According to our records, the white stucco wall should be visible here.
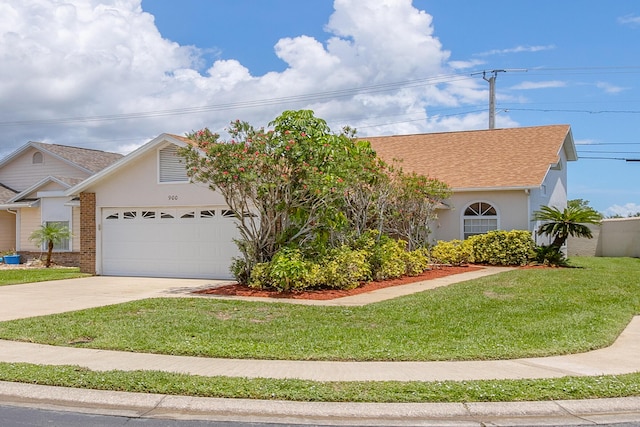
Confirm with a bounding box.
[433,190,530,242]
[568,218,640,258]
[86,143,226,208]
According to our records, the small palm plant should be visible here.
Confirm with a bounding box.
[28,223,72,268]
[532,204,601,265]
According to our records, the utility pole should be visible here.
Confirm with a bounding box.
[483,70,503,129]
[472,69,527,129]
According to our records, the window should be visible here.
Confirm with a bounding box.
[200,209,216,218]
[45,221,70,251]
[159,144,189,183]
[32,152,43,164]
[463,202,498,239]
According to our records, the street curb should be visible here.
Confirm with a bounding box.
[2,381,640,425]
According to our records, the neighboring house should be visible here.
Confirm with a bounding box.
[0,142,123,264]
[366,124,577,243]
[66,125,576,280]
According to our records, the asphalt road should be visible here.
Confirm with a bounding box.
[3,405,640,427]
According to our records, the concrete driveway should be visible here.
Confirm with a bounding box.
[0,276,229,321]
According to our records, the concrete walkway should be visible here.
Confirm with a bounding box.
[1,268,640,424]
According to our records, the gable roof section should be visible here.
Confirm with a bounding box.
[0,141,123,174]
[30,142,124,173]
[366,125,576,191]
[8,176,83,203]
[67,134,188,195]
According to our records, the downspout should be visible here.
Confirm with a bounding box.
[525,189,535,245]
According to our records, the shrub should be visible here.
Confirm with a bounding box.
[403,247,430,276]
[467,230,535,266]
[230,258,250,285]
[321,246,371,289]
[369,236,409,281]
[250,248,322,292]
[430,240,472,265]
[534,245,568,267]
[248,262,271,289]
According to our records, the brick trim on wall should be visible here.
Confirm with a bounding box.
[17,251,80,267]
[79,192,96,274]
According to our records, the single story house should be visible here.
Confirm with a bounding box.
[0,142,123,264]
[62,124,576,279]
[367,124,576,243]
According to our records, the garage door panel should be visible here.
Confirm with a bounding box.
[101,207,241,279]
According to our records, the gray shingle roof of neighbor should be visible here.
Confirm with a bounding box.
[30,142,124,173]
[0,184,17,204]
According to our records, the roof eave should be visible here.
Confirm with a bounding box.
[452,185,537,192]
[0,200,40,209]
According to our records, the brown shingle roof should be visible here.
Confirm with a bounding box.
[366,125,574,190]
[31,142,124,173]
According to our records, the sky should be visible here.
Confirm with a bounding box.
[1,0,639,216]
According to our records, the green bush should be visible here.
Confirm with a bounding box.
[403,247,430,276]
[370,236,408,281]
[250,248,322,292]
[534,245,568,267]
[430,240,472,265]
[248,262,271,289]
[321,246,371,289]
[467,230,535,266]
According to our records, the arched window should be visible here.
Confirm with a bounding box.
[32,152,43,164]
[463,201,498,239]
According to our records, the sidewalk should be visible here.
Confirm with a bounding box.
[0,268,639,424]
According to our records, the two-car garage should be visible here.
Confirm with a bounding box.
[100,206,240,279]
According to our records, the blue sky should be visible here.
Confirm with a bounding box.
[1,1,639,215]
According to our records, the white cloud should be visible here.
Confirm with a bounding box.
[618,14,640,26]
[596,81,627,94]
[0,0,500,157]
[448,59,486,70]
[604,203,640,217]
[510,80,566,90]
[476,45,556,57]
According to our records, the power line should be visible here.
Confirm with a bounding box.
[0,73,476,128]
[505,108,640,114]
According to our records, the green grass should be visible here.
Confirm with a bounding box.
[0,257,638,361]
[0,267,89,286]
[1,362,640,403]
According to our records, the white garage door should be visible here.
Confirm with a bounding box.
[101,207,241,279]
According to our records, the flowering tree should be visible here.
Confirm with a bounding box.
[382,169,451,250]
[179,110,381,277]
[180,110,451,282]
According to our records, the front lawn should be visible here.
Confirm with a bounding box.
[0,267,89,286]
[0,257,638,361]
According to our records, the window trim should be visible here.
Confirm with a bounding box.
[32,152,43,164]
[461,201,500,239]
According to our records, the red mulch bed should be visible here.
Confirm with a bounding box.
[193,265,482,300]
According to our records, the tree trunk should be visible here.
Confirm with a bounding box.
[46,240,54,268]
